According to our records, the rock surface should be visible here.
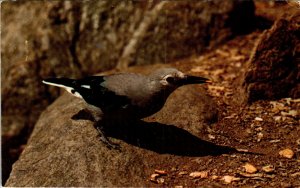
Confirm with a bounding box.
[4,66,234,186]
[1,1,255,181]
[242,13,300,102]
[1,0,254,184]
[1,0,255,140]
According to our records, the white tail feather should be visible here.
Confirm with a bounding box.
[42,80,82,98]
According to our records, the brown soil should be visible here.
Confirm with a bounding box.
[148,36,300,188]
[145,4,300,187]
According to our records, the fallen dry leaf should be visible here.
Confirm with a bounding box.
[254,117,263,121]
[207,85,225,97]
[174,186,183,188]
[243,163,258,174]
[238,172,263,178]
[178,171,188,176]
[270,101,287,113]
[211,69,225,77]
[208,85,225,91]
[290,98,300,103]
[222,175,240,183]
[222,73,237,80]
[262,165,275,173]
[155,169,167,175]
[190,66,208,74]
[208,134,216,140]
[157,177,164,184]
[290,172,300,177]
[273,116,281,121]
[281,110,298,117]
[236,148,249,152]
[150,173,160,183]
[279,148,294,159]
[256,127,263,131]
[234,62,242,68]
[238,172,275,180]
[269,139,281,143]
[216,49,230,57]
[230,55,245,61]
[189,171,209,179]
[224,113,237,119]
[257,132,264,142]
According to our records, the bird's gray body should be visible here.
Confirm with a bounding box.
[43,68,210,148]
[102,73,174,119]
[43,68,209,121]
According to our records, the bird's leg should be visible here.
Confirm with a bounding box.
[94,121,120,150]
[71,106,120,149]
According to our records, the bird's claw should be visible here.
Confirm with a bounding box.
[95,126,120,150]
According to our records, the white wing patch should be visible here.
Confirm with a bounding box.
[81,85,91,89]
[42,80,83,99]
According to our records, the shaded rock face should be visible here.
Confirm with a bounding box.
[1,0,254,183]
[242,13,300,102]
[1,0,255,136]
[5,75,227,187]
[1,1,82,139]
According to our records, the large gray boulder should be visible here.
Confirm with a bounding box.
[5,67,235,186]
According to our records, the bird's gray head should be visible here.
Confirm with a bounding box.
[149,68,210,89]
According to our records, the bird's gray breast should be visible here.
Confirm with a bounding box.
[102,74,171,119]
[134,90,171,118]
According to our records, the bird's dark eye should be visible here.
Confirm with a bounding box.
[166,76,175,84]
[71,89,75,94]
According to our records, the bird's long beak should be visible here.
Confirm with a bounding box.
[180,75,211,85]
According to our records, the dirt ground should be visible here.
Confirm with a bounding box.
[145,4,300,187]
[146,34,299,187]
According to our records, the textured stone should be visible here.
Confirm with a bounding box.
[4,65,237,187]
[242,13,300,102]
[1,0,255,183]
[1,0,255,138]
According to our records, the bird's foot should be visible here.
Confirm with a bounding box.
[95,126,120,150]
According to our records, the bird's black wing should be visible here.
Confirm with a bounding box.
[74,76,131,112]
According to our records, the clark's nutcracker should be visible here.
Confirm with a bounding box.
[43,68,211,148]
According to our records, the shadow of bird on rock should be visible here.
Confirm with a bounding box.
[72,109,255,157]
[103,120,239,157]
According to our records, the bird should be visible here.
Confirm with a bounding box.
[43,68,211,148]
